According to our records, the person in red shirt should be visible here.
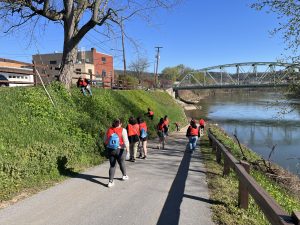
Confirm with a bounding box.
[104,119,129,188]
[126,116,140,162]
[137,117,148,159]
[199,118,205,136]
[77,76,92,96]
[186,119,200,152]
[157,118,168,149]
[163,115,169,136]
[145,108,154,120]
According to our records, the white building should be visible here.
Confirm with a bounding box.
[0,58,34,87]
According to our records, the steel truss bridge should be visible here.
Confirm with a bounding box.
[173,62,300,91]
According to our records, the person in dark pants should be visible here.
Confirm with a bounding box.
[104,119,130,188]
[145,108,154,120]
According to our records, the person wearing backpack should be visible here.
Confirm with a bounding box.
[137,117,148,159]
[157,118,167,150]
[126,116,140,162]
[186,119,200,152]
[104,119,129,188]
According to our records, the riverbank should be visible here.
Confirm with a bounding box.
[0,83,187,206]
[200,124,300,225]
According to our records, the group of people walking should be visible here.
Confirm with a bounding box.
[104,109,205,188]
[103,115,149,188]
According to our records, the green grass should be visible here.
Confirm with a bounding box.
[201,125,300,225]
[0,83,187,202]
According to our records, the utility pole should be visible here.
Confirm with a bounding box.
[154,46,163,88]
[121,17,126,77]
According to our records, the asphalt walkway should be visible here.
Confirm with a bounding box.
[0,128,214,225]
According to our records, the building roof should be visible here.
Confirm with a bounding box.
[0,58,32,66]
[0,67,34,75]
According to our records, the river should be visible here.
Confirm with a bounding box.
[186,90,300,177]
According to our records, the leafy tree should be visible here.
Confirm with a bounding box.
[0,0,179,89]
[118,74,139,89]
[251,0,300,59]
[161,64,194,81]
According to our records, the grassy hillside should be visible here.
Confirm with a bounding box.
[202,125,300,225]
[0,82,186,202]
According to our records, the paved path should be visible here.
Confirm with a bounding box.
[0,128,214,225]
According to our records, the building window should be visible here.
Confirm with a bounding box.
[9,76,12,78]
[76,68,81,74]
[88,69,92,75]
[55,67,60,71]
[101,57,106,63]
[50,60,57,65]
[102,70,106,77]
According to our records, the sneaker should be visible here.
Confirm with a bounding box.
[122,175,129,180]
[130,158,136,162]
[142,156,147,159]
[107,181,114,188]
[138,154,142,158]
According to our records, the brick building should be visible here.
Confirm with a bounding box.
[32,48,114,87]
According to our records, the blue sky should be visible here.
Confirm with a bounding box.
[0,0,290,72]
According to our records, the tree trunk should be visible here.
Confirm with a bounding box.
[59,10,78,90]
[59,43,77,90]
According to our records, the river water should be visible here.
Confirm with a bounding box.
[187,91,300,177]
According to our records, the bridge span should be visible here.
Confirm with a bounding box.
[173,62,300,91]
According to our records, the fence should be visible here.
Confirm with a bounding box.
[207,129,300,225]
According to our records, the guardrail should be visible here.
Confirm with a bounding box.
[207,129,300,225]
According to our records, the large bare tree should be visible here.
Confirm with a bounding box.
[129,57,149,78]
[0,0,179,89]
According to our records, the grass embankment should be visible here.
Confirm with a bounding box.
[201,125,300,225]
[0,83,186,203]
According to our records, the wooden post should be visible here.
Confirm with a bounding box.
[216,146,221,164]
[32,61,37,86]
[292,211,300,225]
[238,160,250,209]
[208,137,212,146]
[223,155,230,176]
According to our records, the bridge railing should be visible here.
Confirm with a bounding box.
[207,129,299,225]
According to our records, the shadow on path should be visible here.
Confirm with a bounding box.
[189,169,220,176]
[183,194,224,205]
[156,149,192,225]
[57,156,110,187]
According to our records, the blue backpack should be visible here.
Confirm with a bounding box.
[140,128,148,138]
[107,133,120,150]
